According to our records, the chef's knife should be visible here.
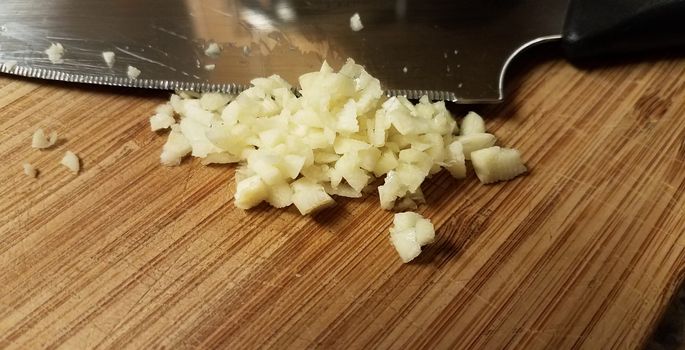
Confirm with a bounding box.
[0,0,683,103]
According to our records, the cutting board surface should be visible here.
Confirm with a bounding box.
[2,52,685,349]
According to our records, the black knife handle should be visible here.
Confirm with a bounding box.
[562,0,685,60]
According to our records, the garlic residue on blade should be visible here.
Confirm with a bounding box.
[102,51,116,68]
[127,66,141,79]
[204,43,222,58]
[45,43,65,64]
[350,13,364,31]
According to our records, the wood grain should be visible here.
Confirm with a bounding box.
[2,53,685,349]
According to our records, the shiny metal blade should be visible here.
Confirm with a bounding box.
[0,0,569,103]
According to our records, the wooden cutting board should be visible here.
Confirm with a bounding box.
[2,51,685,349]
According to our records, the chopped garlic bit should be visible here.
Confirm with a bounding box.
[155,102,174,116]
[201,152,241,165]
[22,163,37,178]
[102,51,116,68]
[150,58,528,214]
[389,212,435,263]
[45,43,65,64]
[350,13,364,31]
[204,42,222,57]
[32,128,58,149]
[204,64,216,71]
[460,111,486,135]
[235,174,269,210]
[61,151,80,174]
[457,133,496,160]
[150,103,176,131]
[291,178,335,215]
[150,113,175,132]
[199,93,231,111]
[127,65,141,79]
[471,146,527,184]
[442,141,466,179]
[160,124,191,166]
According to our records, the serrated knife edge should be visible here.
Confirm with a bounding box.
[0,63,250,95]
[0,62,461,101]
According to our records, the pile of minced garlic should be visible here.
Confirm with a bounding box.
[150,59,526,262]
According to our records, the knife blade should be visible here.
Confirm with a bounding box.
[0,0,569,103]
[0,0,682,104]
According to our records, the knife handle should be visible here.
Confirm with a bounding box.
[562,0,685,60]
